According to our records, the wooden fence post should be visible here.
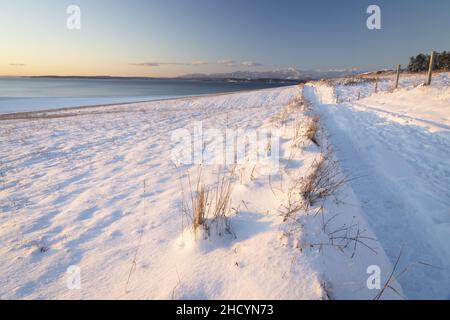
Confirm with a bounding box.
[395,64,401,89]
[375,76,379,93]
[426,50,435,86]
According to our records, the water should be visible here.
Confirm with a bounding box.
[0,77,293,114]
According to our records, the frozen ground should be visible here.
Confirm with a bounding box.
[1,73,448,300]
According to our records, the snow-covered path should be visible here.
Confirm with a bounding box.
[304,76,450,299]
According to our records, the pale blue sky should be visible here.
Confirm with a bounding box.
[1,0,449,76]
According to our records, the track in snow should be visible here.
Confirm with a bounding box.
[304,84,450,300]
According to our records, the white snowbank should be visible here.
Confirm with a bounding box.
[0,85,401,300]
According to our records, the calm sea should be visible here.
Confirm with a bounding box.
[0,77,293,114]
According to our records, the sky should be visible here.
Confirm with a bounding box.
[1,0,449,77]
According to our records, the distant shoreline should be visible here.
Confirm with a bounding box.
[0,75,302,84]
[0,77,298,115]
[0,84,299,121]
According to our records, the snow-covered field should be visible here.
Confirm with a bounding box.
[0,73,449,300]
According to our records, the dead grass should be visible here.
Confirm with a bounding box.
[373,246,405,300]
[269,107,290,128]
[181,165,237,239]
[300,147,346,209]
[270,95,303,127]
[310,215,378,258]
[304,116,320,146]
[373,246,440,300]
[193,186,209,235]
[279,90,380,260]
[289,92,321,148]
[293,115,320,147]
[280,146,346,224]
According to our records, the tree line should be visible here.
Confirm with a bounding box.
[407,51,450,72]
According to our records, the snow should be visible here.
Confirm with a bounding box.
[0,86,325,299]
[3,72,447,300]
[306,72,450,300]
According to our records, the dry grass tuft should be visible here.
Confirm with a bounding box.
[281,146,346,221]
[291,93,320,147]
[304,115,320,146]
[181,166,237,239]
[300,148,346,209]
[270,94,303,127]
[292,115,320,147]
[193,186,209,235]
[270,107,290,128]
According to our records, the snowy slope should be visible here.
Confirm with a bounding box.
[305,72,450,299]
[0,85,401,300]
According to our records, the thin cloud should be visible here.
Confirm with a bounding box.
[217,59,238,66]
[130,62,185,67]
[191,61,208,66]
[217,59,263,67]
[131,61,208,67]
[241,61,263,67]
[131,60,262,68]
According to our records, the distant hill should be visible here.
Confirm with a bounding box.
[178,68,362,81]
[21,68,363,82]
